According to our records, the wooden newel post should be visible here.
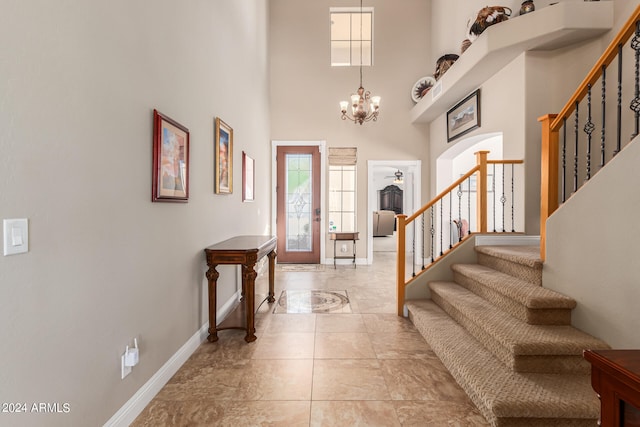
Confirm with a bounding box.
[539,114,559,261]
[475,151,490,233]
[396,214,407,316]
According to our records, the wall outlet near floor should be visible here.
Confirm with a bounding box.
[120,338,139,379]
[341,244,348,253]
[121,354,132,379]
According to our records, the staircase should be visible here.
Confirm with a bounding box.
[406,244,610,426]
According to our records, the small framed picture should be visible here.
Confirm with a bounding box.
[447,89,481,142]
[152,110,189,202]
[242,151,255,202]
[214,117,233,194]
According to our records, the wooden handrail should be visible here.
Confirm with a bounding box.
[550,4,640,130]
[396,154,524,315]
[540,5,640,260]
[405,166,479,224]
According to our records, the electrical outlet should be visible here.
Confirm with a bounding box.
[121,354,132,379]
[341,244,348,253]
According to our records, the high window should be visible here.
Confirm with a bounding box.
[330,8,373,67]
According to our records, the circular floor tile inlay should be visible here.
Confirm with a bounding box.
[275,290,350,314]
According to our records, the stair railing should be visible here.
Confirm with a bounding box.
[396,151,524,316]
[540,5,640,260]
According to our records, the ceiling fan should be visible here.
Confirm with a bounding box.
[384,170,404,184]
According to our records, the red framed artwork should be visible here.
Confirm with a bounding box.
[152,109,189,202]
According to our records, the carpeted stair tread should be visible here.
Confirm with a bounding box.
[429,281,609,373]
[452,264,576,310]
[475,245,543,286]
[406,299,599,426]
[475,245,542,269]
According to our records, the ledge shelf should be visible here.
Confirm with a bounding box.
[411,1,614,124]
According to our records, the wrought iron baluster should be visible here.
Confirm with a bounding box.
[500,165,506,232]
[584,84,595,180]
[601,65,607,167]
[449,192,453,249]
[492,163,496,232]
[562,118,567,203]
[573,102,579,194]
[430,206,435,263]
[630,22,640,139]
[457,183,463,242]
[616,44,623,156]
[439,199,443,256]
[511,163,515,232]
[467,176,471,235]
[421,213,425,270]
[412,222,416,277]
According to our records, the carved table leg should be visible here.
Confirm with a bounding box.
[206,265,219,342]
[242,263,258,343]
[267,250,276,303]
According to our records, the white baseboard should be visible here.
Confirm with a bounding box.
[475,235,540,246]
[103,291,241,427]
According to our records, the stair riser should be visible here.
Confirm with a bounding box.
[477,252,542,286]
[453,271,572,325]
[431,291,590,374]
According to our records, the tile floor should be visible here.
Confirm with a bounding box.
[132,253,489,426]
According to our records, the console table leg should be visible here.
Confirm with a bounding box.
[242,263,258,343]
[205,266,219,342]
[267,250,276,303]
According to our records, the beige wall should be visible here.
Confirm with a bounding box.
[543,138,640,348]
[269,0,431,257]
[0,1,270,425]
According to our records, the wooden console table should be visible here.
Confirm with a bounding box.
[330,232,359,269]
[204,235,277,343]
[584,349,640,426]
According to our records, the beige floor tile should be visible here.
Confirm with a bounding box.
[393,400,489,426]
[369,332,435,359]
[310,401,401,427]
[312,359,390,400]
[315,314,367,333]
[132,400,311,427]
[314,332,376,359]
[251,332,315,359]
[362,313,419,334]
[264,313,316,333]
[133,253,490,426]
[155,359,312,402]
[381,358,470,401]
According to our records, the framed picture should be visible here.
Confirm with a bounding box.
[447,89,481,142]
[152,109,189,202]
[214,117,233,194]
[242,151,255,202]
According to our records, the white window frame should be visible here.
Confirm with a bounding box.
[330,7,374,67]
[328,165,357,233]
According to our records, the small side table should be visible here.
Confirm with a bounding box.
[330,232,359,269]
[204,235,277,343]
[584,349,640,426]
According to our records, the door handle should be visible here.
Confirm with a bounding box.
[315,208,321,216]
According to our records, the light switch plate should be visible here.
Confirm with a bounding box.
[3,218,29,256]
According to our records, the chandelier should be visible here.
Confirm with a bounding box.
[339,0,381,125]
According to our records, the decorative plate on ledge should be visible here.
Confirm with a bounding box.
[411,76,437,103]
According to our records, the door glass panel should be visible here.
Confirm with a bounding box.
[286,154,313,252]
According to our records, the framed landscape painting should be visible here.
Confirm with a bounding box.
[152,109,189,202]
[447,89,480,142]
[215,117,233,194]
